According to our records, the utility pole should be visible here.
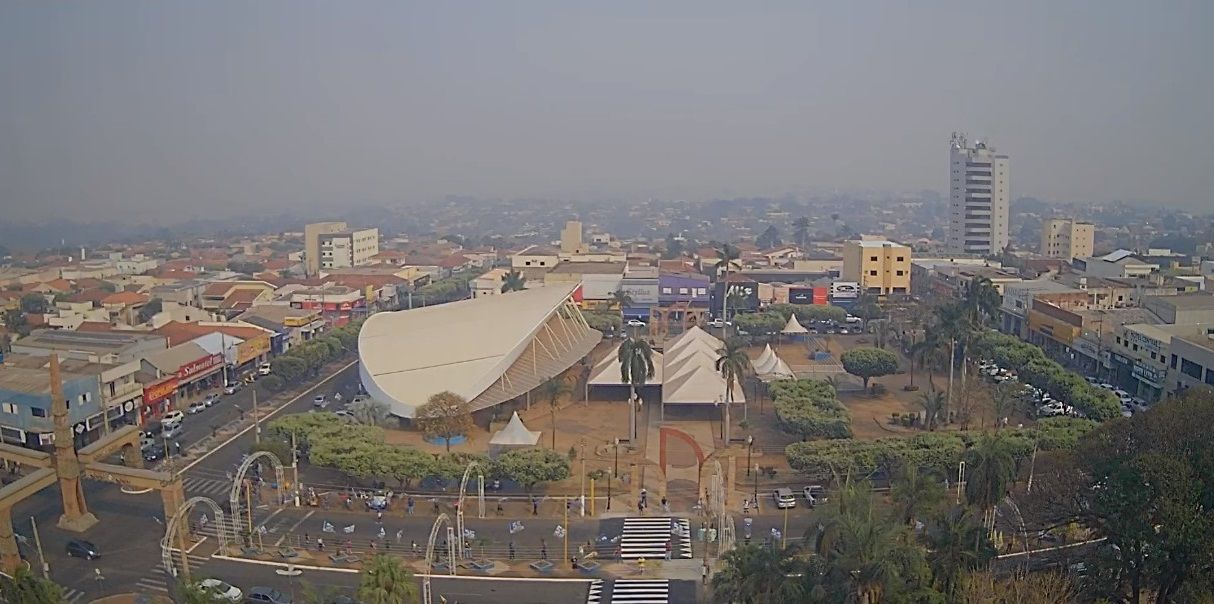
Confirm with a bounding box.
[563,496,570,569]
[291,431,300,507]
[947,338,956,422]
[30,516,48,578]
[253,389,261,444]
[579,440,587,518]
[609,438,619,511]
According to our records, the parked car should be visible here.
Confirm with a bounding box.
[366,493,390,511]
[625,319,647,327]
[204,393,220,407]
[772,488,797,509]
[200,578,242,602]
[803,485,827,506]
[334,410,354,422]
[707,318,729,328]
[313,395,328,409]
[66,539,99,559]
[163,422,183,439]
[224,383,242,395]
[844,315,862,324]
[162,410,185,426]
[258,363,272,376]
[246,587,293,604]
[187,401,207,415]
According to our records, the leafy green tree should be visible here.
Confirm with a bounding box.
[357,554,419,604]
[259,374,286,392]
[771,379,852,440]
[414,391,473,453]
[495,447,570,492]
[716,337,751,444]
[711,543,807,603]
[270,356,308,383]
[755,224,782,249]
[378,446,435,488]
[958,570,1076,604]
[349,397,392,426]
[19,292,49,314]
[536,375,571,449]
[618,337,654,440]
[964,434,1017,545]
[583,310,621,333]
[607,289,633,314]
[840,347,899,391]
[176,579,220,604]
[662,233,685,259]
[0,567,66,604]
[890,464,945,526]
[500,270,527,293]
[731,310,785,336]
[924,506,995,598]
[916,389,946,431]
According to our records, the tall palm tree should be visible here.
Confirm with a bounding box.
[357,554,420,604]
[961,276,1001,328]
[716,337,752,445]
[793,217,811,248]
[890,465,945,526]
[711,543,806,603]
[964,434,1017,546]
[923,505,993,598]
[714,243,742,324]
[537,375,571,450]
[608,288,633,316]
[500,270,527,293]
[916,389,946,431]
[618,338,654,442]
[726,292,748,321]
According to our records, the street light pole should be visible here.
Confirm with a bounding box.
[608,439,619,511]
[30,516,48,578]
[253,389,261,444]
[753,464,759,513]
[291,431,301,507]
[579,439,587,518]
[746,436,753,477]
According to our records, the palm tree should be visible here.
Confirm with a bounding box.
[916,389,946,431]
[176,581,218,604]
[537,375,571,450]
[716,337,752,445]
[711,543,806,603]
[890,465,945,526]
[961,276,1001,328]
[608,288,634,316]
[0,567,66,604]
[357,554,420,604]
[964,434,1017,546]
[618,338,655,442]
[793,217,811,248]
[714,243,742,324]
[726,292,748,321]
[923,505,993,598]
[500,270,527,293]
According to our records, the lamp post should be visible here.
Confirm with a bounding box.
[608,438,620,511]
[752,464,759,513]
[746,436,754,477]
[579,439,587,518]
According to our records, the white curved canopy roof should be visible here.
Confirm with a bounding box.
[359,284,599,418]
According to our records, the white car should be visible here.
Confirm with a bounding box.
[199,578,242,602]
[803,485,827,505]
[1098,383,1116,391]
[773,488,797,509]
[162,410,185,426]
[313,395,328,409]
[257,362,272,376]
[203,393,220,407]
[707,319,728,328]
[626,319,647,327]
[187,401,207,415]
[844,315,862,324]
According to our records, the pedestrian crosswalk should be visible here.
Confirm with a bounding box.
[182,475,233,499]
[608,579,670,603]
[134,551,211,595]
[586,579,604,603]
[61,587,86,603]
[619,517,693,560]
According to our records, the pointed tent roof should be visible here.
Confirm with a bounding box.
[781,314,809,334]
[753,344,777,371]
[668,325,722,350]
[588,344,665,386]
[489,411,542,446]
[757,356,795,381]
[665,336,721,361]
[662,364,745,404]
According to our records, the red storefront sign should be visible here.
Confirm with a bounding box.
[177,353,223,382]
[143,376,179,406]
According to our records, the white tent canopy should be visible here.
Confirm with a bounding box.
[662,364,745,404]
[588,344,665,386]
[660,325,743,407]
[668,325,722,351]
[489,411,541,446]
[753,344,795,381]
[781,314,809,335]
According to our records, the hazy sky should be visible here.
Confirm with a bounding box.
[2,1,1211,222]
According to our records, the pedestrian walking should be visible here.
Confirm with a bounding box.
[317,537,325,552]
[432,498,440,514]
[540,538,548,560]
[508,541,516,560]
[665,539,672,560]
[661,496,670,514]
[701,561,710,585]
[304,532,309,547]
[376,511,384,523]
[407,496,415,515]
[637,500,644,515]
[496,500,504,516]
[412,540,419,557]
[532,497,539,516]
[396,529,404,544]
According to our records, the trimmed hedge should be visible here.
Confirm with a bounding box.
[771,379,853,440]
[969,331,1121,421]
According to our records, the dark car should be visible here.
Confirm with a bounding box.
[247,587,293,604]
[66,539,99,559]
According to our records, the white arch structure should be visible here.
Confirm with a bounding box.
[160,496,228,582]
[228,451,287,528]
[455,461,485,559]
[423,513,458,604]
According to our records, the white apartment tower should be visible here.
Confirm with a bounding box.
[948,134,1010,255]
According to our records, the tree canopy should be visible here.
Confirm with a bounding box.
[840,347,899,389]
[414,391,474,452]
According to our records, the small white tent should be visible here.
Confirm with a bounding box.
[489,411,541,456]
[781,314,809,335]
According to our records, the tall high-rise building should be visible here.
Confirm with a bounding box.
[304,221,347,277]
[1041,218,1095,261]
[560,220,585,254]
[948,134,1010,255]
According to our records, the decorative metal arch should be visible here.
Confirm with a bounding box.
[455,461,485,559]
[160,496,228,582]
[423,513,458,604]
[228,451,287,523]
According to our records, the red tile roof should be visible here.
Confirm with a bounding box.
[152,321,269,346]
[101,291,149,306]
[219,289,261,309]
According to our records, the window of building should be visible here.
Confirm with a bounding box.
[661,287,672,295]
[679,287,689,295]
[870,256,878,262]
[869,270,878,276]
[524,261,532,266]
[31,407,47,418]
[896,256,904,262]
[1181,358,1202,379]
[1132,344,1138,352]
[1206,370,1214,386]
[697,288,707,295]
[896,270,905,276]
[0,403,17,415]
[1171,354,1178,368]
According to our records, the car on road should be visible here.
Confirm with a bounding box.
[1098,382,1115,391]
[366,493,390,511]
[247,587,293,604]
[772,487,797,509]
[142,442,165,463]
[625,319,647,327]
[844,315,862,324]
[200,578,242,602]
[803,485,827,506]
[163,422,183,439]
[162,410,185,426]
[334,409,354,422]
[204,393,220,407]
[187,400,207,415]
[707,318,729,328]
[66,539,99,559]
[224,383,242,395]
[313,395,328,409]
[258,362,272,376]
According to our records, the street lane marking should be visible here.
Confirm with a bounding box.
[275,509,316,547]
[213,553,598,581]
[182,360,358,473]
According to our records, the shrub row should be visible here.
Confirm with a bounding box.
[771,379,853,440]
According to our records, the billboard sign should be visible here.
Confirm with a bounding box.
[830,282,860,300]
